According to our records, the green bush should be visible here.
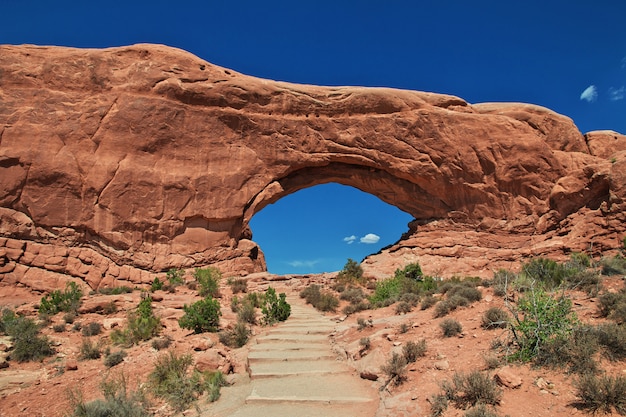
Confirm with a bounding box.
[381,352,407,385]
[481,307,509,330]
[261,287,291,325]
[67,373,150,417]
[178,297,221,333]
[394,262,424,281]
[112,296,161,346]
[403,339,427,363]
[39,281,83,316]
[194,267,221,298]
[442,371,502,409]
[510,287,578,362]
[574,373,626,415]
[521,257,567,289]
[166,268,185,287]
[150,277,164,292]
[440,318,463,337]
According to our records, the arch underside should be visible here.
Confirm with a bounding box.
[243,162,451,227]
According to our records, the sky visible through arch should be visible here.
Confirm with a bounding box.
[3,1,626,274]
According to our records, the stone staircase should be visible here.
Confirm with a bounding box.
[225,300,378,417]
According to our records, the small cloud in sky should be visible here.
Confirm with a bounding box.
[287,260,320,268]
[608,86,625,101]
[343,235,357,244]
[580,85,598,102]
[360,233,380,244]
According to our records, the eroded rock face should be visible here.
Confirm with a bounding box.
[0,44,625,289]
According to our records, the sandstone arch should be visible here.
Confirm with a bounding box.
[1,44,625,290]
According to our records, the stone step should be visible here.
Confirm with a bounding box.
[247,348,335,362]
[227,401,375,417]
[255,333,329,343]
[244,374,374,405]
[248,358,344,379]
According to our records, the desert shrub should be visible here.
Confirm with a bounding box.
[317,292,340,312]
[67,373,150,417]
[72,322,82,332]
[483,354,502,370]
[148,351,203,412]
[237,300,257,325]
[219,321,250,348]
[194,267,221,298]
[340,287,366,304]
[403,339,427,363]
[381,352,407,385]
[399,322,410,334]
[300,284,322,306]
[151,336,172,351]
[395,301,412,314]
[593,323,626,361]
[343,300,371,315]
[357,317,373,331]
[166,268,185,287]
[112,296,161,346]
[440,318,463,337]
[481,307,509,330]
[98,286,133,295]
[63,312,76,324]
[39,281,83,316]
[598,289,626,323]
[79,338,102,360]
[447,285,482,302]
[205,371,228,402]
[53,323,66,332]
[359,337,371,350]
[178,297,221,333]
[574,373,626,415]
[490,269,517,296]
[509,287,578,362]
[599,254,626,276]
[369,276,403,307]
[464,404,502,417]
[228,278,247,294]
[336,258,364,284]
[261,287,291,324]
[103,350,126,368]
[421,295,438,310]
[2,313,54,362]
[442,370,502,409]
[430,393,449,417]
[245,292,264,309]
[103,301,118,315]
[81,322,102,336]
[534,326,600,374]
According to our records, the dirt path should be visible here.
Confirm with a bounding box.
[204,298,379,417]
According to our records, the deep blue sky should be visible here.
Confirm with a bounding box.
[3,1,625,274]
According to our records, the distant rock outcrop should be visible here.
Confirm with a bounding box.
[1,44,625,289]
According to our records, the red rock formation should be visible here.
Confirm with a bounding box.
[0,44,625,289]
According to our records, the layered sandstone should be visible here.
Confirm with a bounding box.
[1,44,625,289]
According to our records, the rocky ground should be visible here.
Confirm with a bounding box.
[0,265,625,417]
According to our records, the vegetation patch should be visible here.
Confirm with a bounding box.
[178,297,221,334]
[39,281,83,316]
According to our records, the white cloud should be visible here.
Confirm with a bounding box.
[360,233,380,244]
[287,260,320,268]
[343,235,357,244]
[609,86,625,101]
[580,85,598,102]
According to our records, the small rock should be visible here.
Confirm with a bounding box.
[360,370,378,381]
[433,360,449,370]
[66,360,78,371]
[0,357,9,369]
[494,367,522,388]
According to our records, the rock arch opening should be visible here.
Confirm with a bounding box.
[249,182,413,275]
